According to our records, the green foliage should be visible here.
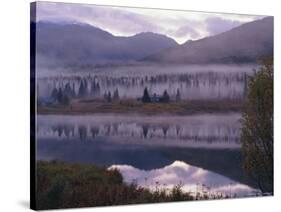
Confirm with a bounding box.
[241,57,273,193]
[36,161,211,210]
[170,183,191,201]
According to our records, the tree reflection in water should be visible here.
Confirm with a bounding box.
[37,114,241,148]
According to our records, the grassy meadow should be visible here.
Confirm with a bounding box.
[37,98,243,115]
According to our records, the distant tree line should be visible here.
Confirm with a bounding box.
[39,70,248,106]
[103,88,120,103]
[50,79,101,105]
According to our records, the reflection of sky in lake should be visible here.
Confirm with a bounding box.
[109,161,260,197]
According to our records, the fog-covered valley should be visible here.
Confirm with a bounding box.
[37,64,256,102]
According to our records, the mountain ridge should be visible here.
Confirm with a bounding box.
[34,21,179,68]
[34,17,273,68]
[142,17,273,64]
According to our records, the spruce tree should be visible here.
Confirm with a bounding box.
[161,90,170,103]
[113,88,120,101]
[51,87,58,101]
[78,80,85,97]
[176,88,181,102]
[107,91,112,102]
[57,88,63,103]
[142,87,151,103]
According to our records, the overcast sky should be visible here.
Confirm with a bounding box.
[36,2,265,44]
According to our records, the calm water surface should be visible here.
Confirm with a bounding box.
[36,113,260,196]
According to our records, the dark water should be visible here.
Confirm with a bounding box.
[36,113,260,197]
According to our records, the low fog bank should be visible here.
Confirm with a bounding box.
[37,63,257,77]
[37,64,256,101]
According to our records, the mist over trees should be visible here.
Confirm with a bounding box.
[104,91,112,102]
[78,80,87,97]
[161,90,170,103]
[37,68,252,105]
[113,89,120,102]
[91,81,101,97]
[176,88,181,102]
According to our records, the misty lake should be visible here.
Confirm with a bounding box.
[36,64,261,197]
[32,8,273,209]
[36,113,260,197]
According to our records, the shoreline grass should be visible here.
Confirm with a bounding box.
[37,98,244,115]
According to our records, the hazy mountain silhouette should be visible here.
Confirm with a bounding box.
[34,21,178,68]
[143,17,273,64]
